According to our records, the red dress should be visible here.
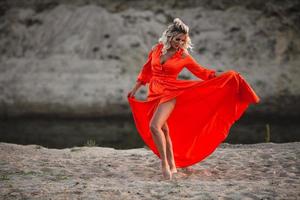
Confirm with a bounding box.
[127,42,260,168]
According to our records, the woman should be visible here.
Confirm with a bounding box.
[127,18,260,180]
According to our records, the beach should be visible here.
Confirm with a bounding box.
[0,142,299,199]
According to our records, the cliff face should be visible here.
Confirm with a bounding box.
[0,1,299,117]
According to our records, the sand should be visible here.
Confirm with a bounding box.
[0,142,299,199]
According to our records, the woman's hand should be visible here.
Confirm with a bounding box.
[127,89,137,98]
[215,70,224,77]
[127,81,143,98]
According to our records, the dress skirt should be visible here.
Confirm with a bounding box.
[127,70,260,168]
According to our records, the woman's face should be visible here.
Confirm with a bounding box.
[170,33,187,50]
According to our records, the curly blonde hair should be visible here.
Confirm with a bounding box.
[158,18,193,55]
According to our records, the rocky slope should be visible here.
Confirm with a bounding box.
[0,1,299,117]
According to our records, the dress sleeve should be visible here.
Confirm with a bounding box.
[136,48,153,85]
[185,54,216,80]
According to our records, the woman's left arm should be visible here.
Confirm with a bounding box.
[184,54,217,80]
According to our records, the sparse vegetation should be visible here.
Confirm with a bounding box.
[265,123,271,142]
[84,139,97,147]
[0,174,9,181]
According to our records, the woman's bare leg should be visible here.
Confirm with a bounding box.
[150,98,176,180]
[162,123,177,174]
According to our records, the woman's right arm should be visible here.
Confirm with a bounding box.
[136,47,154,85]
[128,47,154,98]
[127,81,142,98]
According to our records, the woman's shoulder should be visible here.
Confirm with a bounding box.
[151,42,163,52]
[181,49,191,59]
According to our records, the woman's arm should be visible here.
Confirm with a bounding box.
[127,81,143,98]
[184,54,216,80]
[136,47,154,85]
[128,46,155,98]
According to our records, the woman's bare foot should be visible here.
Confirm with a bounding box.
[167,158,177,174]
[183,166,194,173]
[161,163,172,180]
[170,167,177,174]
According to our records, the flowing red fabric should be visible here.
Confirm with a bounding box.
[127,43,260,168]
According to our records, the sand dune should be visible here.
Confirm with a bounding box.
[0,142,299,199]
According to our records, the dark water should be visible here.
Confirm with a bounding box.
[0,114,299,149]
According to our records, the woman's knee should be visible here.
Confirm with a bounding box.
[161,124,169,135]
[150,122,161,135]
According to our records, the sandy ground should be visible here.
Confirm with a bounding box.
[0,142,299,200]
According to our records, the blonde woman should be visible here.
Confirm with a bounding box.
[127,18,260,180]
